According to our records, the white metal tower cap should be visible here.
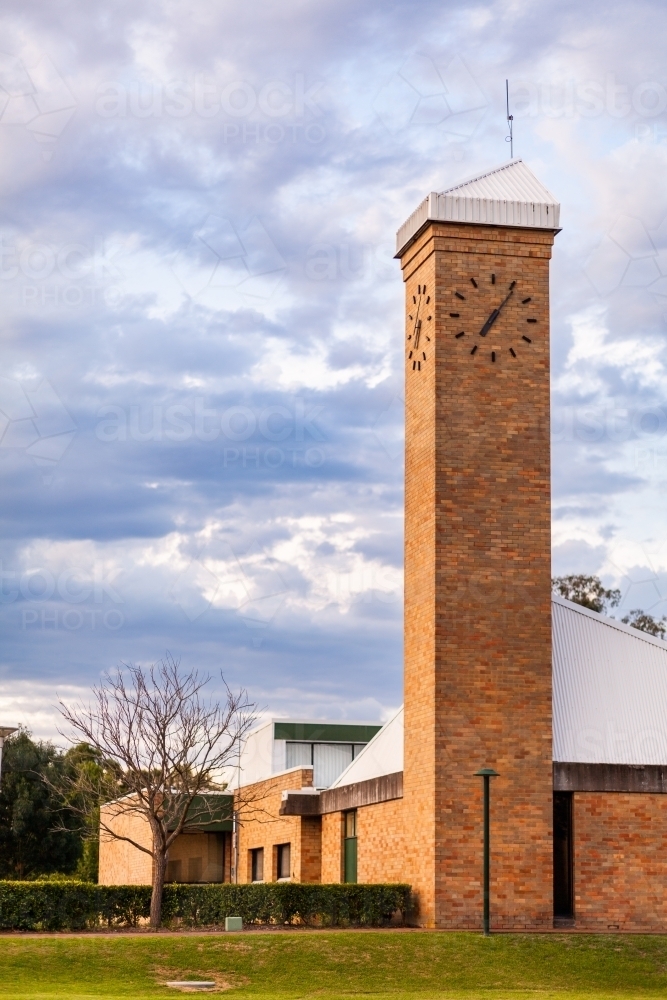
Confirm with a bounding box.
[395,159,560,256]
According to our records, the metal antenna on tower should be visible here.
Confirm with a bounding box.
[505,79,513,158]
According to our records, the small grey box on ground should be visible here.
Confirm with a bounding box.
[225,916,243,931]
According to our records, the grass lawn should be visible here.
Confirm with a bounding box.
[2,929,667,1000]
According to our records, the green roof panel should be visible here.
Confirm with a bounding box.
[169,793,234,833]
[273,722,382,743]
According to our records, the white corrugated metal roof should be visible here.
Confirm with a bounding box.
[329,707,403,788]
[396,159,560,256]
[552,594,667,765]
[328,597,667,786]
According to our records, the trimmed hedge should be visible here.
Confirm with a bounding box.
[0,880,411,931]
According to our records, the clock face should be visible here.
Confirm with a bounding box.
[450,273,538,363]
[406,283,433,371]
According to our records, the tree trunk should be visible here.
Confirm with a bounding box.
[150,850,167,930]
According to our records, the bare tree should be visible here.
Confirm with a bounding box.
[58,655,255,929]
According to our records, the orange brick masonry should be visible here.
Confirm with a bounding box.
[320,800,407,884]
[236,768,322,883]
[400,221,555,929]
[574,792,667,931]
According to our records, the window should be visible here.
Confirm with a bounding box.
[343,809,357,884]
[276,843,291,880]
[250,847,264,882]
[188,856,203,882]
[553,792,574,918]
[166,859,182,882]
[286,741,367,788]
[286,742,313,768]
[313,743,353,787]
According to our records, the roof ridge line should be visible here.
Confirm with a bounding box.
[440,158,524,195]
[552,593,667,650]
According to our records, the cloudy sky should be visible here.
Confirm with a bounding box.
[2,0,667,739]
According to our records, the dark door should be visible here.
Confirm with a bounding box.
[553,792,574,918]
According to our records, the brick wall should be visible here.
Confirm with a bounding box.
[356,799,407,883]
[574,792,667,931]
[235,767,321,883]
[99,800,153,885]
[99,799,231,885]
[321,811,343,882]
[400,221,555,928]
[320,799,406,883]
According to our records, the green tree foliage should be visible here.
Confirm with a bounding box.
[551,574,621,614]
[58,743,126,883]
[0,730,82,879]
[621,609,667,639]
[552,574,667,641]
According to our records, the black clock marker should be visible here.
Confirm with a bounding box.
[491,352,496,362]
[522,297,531,304]
[470,345,478,355]
[470,277,478,288]
[408,351,413,359]
[413,296,416,304]
[425,336,431,342]
[422,352,426,360]
[413,361,417,370]
[426,296,430,303]
[509,280,516,290]
[491,273,496,284]
[455,292,465,300]
[427,316,432,321]
[455,331,465,338]
[527,318,537,324]
[509,348,516,358]
[450,312,460,318]
[417,361,421,370]
[522,335,532,343]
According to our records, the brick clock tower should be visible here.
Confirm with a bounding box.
[396,160,560,929]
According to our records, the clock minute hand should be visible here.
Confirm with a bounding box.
[478,287,515,337]
[411,294,423,349]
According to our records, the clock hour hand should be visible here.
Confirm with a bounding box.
[413,318,422,349]
[478,286,515,337]
[479,308,500,338]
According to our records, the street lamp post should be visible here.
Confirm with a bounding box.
[0,727,18,788]
[474,767,499,936]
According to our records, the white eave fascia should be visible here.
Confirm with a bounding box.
[395,159,561,257]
